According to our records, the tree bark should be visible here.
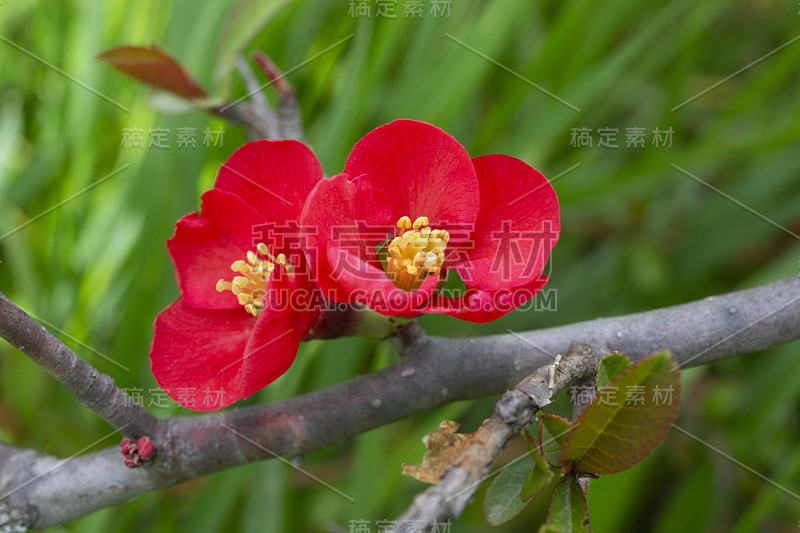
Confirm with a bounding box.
[0,276,798,529]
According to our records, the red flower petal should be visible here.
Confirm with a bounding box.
[343,120,480,241]
[456,155,559,291]
[214,140,323,224]
[424,274,550,323]
[326,245,441,315]
[168,189,266,309]
[300,172,395,302]
[149,299,256,410]
[241,272,315,399]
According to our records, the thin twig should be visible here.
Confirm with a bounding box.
[210,53,304,141]
[0,292,160,440]
[212,101,274,140]
[569,374,597,499]
[389,345,598,532]
[252,51,305,141]
[234,55,279,140]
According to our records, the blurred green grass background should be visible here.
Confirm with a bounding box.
[1,0,800,531]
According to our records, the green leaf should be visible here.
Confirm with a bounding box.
[523,429,540,454]
[97,45,207,100]
[596,352,632,391]
[484,455,535,525]
[521,443,554,502]
[547,474,591,533]
[560,351,680,474]
[538,526,567,533]
[214,0,293,82]
[540,415,573,467]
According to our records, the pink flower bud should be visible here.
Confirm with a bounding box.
[119,437,136,455]
[137,436,155,460]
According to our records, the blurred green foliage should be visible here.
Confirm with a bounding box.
[1,0,799,531]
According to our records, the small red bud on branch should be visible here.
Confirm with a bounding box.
[119,436,156,468]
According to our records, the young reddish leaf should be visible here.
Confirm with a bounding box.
[484,455,535,525]
[98,45,207,100]
[540,414,573,468]
[521,442,554,502]
[560,351,680,474]
[547,473,591,533]
[595,352,631,391]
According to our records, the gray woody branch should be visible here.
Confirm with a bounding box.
[0,276,798,530]
[0,293,159,440]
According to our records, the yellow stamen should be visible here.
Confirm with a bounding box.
[216,242,292,316]
[386,215,447,291]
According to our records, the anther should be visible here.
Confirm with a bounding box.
[386,215,448,291]
[216,243,291,316]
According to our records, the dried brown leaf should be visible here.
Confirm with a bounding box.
[401,420,476,484]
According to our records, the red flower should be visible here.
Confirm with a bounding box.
[149,140,325,411]
[300,120,560,322]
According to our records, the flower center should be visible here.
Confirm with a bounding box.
[386,216,449,291]
[215,243,291,317]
